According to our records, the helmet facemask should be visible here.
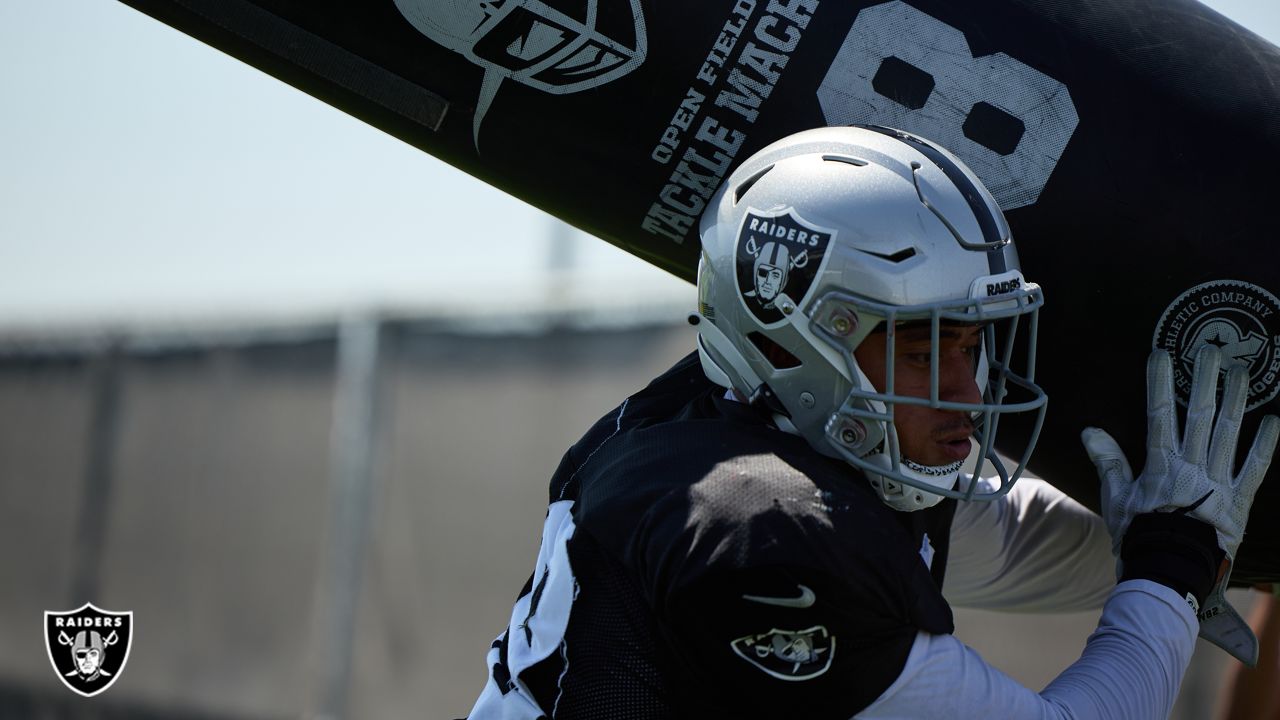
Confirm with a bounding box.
[806,286,1047,511]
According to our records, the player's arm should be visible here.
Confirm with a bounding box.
[860,579,1197,719]
[670,347,1276,719]
[945,475,1113,612]
[876,346,1278,717]
[662,554,1196,719]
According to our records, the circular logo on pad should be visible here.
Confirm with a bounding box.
[1153,280,1280,412]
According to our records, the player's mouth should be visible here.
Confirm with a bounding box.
[936,428,975,461]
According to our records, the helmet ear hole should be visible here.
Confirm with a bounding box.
[747,332,802,370]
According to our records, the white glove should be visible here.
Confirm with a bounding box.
[1082,346,1279,665]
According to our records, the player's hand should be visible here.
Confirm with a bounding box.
[1081,346,1279,665]
[1083,346,1277,558]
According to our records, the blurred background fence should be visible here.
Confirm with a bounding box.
[0,309,1256,719]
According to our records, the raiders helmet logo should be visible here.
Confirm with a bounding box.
[735,208,834,326]
[730,625,835,681]
[44,603,133,697]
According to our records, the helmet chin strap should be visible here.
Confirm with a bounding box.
[863,449,964,512]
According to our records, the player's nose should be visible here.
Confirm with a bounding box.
[938,353,982,406]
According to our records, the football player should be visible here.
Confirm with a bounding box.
[467,126,1278,719]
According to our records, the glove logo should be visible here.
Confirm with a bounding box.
[735,208,834,327]
[1154,280,1280,412]
[44,603,133,698]
[730,625,834,681]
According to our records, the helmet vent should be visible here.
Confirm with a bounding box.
[734,165,774,205]
[747,332,802,369]
[859,247,918,264]
[822,154,869,167]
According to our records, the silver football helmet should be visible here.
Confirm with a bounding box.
[695,125,1047,511]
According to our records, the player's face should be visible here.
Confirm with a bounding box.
[853,323,983,467]
[76,648,100,674]
[757,265,784,299]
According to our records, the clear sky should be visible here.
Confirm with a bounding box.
[0,0,1276,329]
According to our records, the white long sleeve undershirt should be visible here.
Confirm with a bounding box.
[856,580,1197,719]
[857,477,1197,719]
[946,476,1115,612]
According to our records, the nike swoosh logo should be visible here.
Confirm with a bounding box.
[742,584,816,609]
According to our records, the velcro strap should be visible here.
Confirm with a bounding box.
[1121,513,1224,607]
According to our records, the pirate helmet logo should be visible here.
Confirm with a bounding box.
[749,241,802,306]
[44,603,133,697]
[730,625,836,681]
[392,0,648,148]
[735,208,835,326]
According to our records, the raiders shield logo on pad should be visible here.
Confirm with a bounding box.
[735,208,834,327]
[730,625,835,681]
[44,603,133,697]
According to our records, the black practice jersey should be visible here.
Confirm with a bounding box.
[469,353,957,719]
